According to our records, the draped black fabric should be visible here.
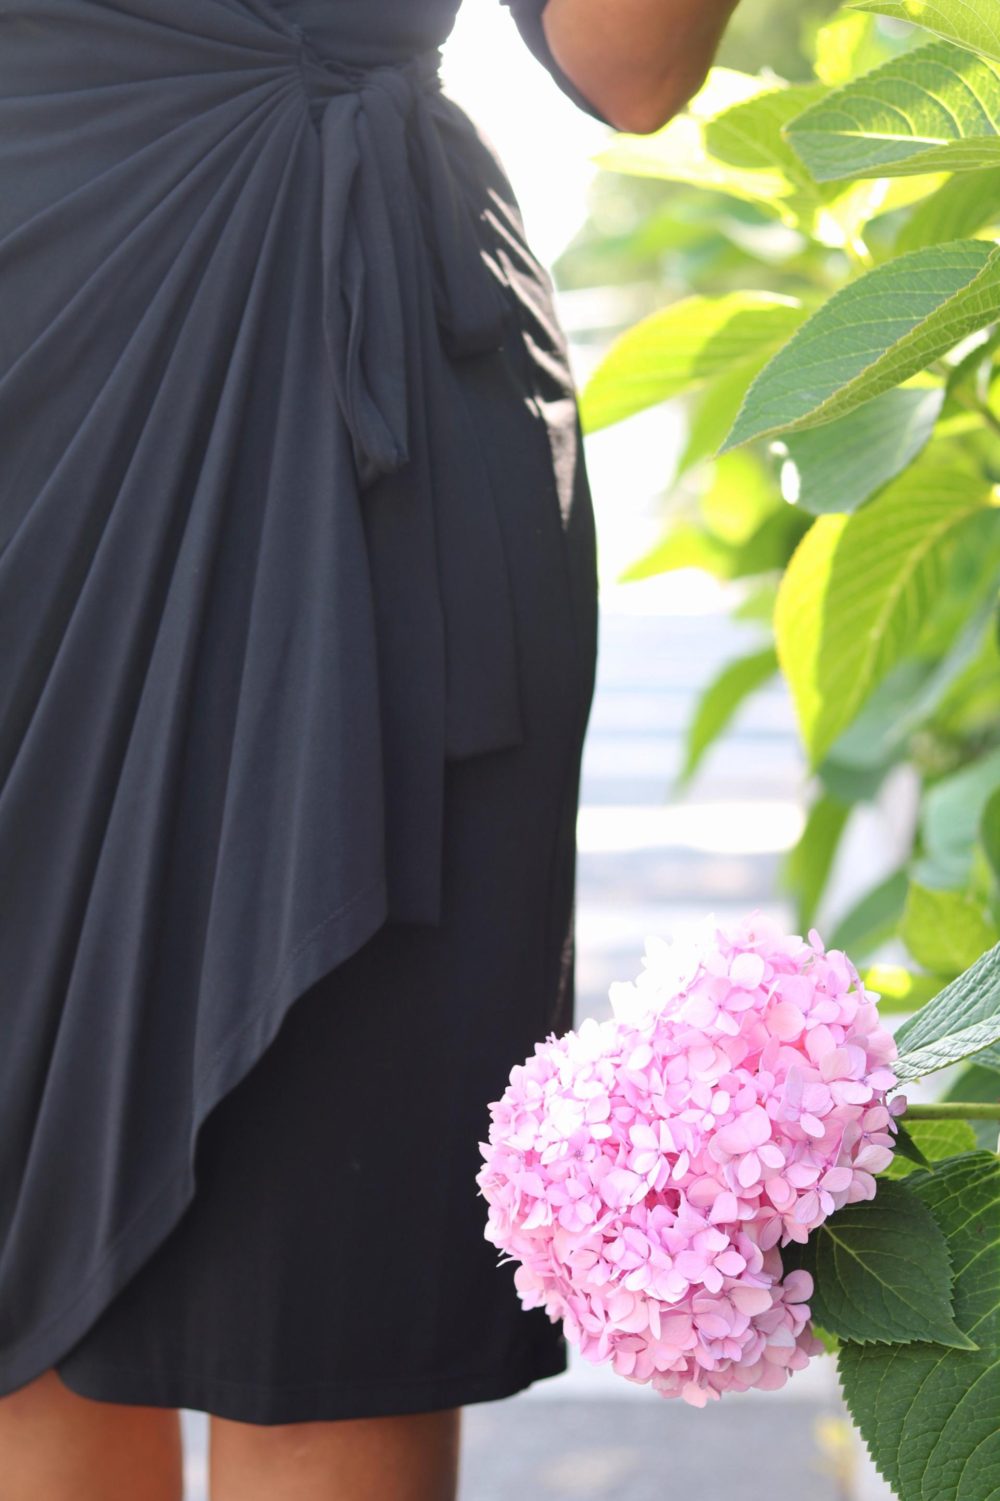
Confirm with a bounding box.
[0,0,602,1399]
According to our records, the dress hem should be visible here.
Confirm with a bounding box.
[0,877,389,1400]
[53,1340,570,1423]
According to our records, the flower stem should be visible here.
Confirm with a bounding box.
[905,1102,1000,1121]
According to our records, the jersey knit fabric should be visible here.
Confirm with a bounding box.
[0,0,611,1421]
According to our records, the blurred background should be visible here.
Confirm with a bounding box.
[183,0,992,1491]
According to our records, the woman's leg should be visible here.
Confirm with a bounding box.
[208,1405,462,1501]
[0,1367,183,1501]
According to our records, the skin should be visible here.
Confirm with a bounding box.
[0,1369,462,1501]
[540,0,744,134]
[0,6,743,1493]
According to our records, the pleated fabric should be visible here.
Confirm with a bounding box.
[0,0,604,1411]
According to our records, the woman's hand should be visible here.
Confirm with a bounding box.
[540,0,742,135]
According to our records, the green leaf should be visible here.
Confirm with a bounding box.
[838,1152,1000,1501]
[675,350,779,478]
[884,1118,979,1176]
[779,791,851,930]
[849,0,1000,65]
[901,881,999,975]
[784,41,1000,182]
[773,462,994,767]
[783,1179,975,1348]
[891,1116,935,1169]
[592,75,832,230]
[719,239,1000,454]
[918,744,1000,889]
[981,785,1000,886]
[814,8,891,87]
[579,292,805,434]
[893,938,1000,1080]
[774,382,944,515]
[676,646,778,787]
[894,168,1000,253]
[828,867,910,958]
[620,506,807,585]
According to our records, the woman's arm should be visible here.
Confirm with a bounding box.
[540,0,742,135]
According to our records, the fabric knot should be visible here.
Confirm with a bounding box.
[296,36,508,490]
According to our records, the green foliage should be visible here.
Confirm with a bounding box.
[893,939,1000,1079]
[773,463,994,767]
[676,645,779,787]
[573,10,1000,1470]
[838,1153,1000,1501]
[785,41,1000,181]
[884,1117,979,1174]
[849,0,1000,64]
[579,292,805,432]
[720,241,1000,451]
[774,383,944,515]
[782,1179,975,1347]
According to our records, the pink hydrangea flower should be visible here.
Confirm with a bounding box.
[476,909,905,1407]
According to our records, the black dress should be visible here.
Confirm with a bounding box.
[0,0,608,1422]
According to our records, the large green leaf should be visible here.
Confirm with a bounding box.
[773,462,993,767]
[850,0,1000,65]
[776,383,944,515]
[839,1152,1000,1501]
[883,1118,979,1176]
[893,938,1000,1080]
[901,881,999,975]
[676,646,778,787]
[785,41,1000,182]
[579,292,805,433]
[783,1179,975,1347]
[719,239,1000,453]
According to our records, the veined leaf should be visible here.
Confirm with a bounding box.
[719,239,1000,453]
[783,1179,975,1347]
[676,646,778,787]
[839,1152,1000,1501]
[579,292,804,433]
[775,383,944,515]
[785,40,1000,182]
[849,0,1000,66]
[773,462,994,767]
[893,938,1000,1080]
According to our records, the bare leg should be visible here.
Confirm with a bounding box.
[209,1405,462,1501]
[0,1367,183,1501]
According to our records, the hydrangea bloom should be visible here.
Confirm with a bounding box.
[476,910,905,1407]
